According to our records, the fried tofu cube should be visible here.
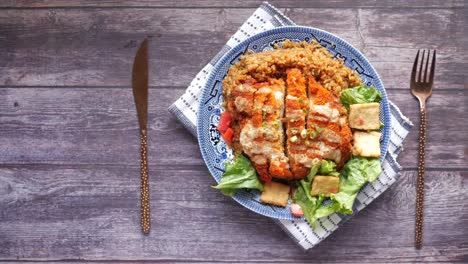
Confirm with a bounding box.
[348,103,380,130]
[352,131,381,157]
[260,181,290,207]
[311,176,340,197]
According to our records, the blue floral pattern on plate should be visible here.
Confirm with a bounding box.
[197,26,391,220]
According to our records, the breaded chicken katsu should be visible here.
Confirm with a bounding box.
[222,41,362,181]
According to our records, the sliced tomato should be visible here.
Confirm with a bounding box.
[359,117,364,125]
[329,188,339,194]
[221,128,234,145]
[217,112,232,134]
[290,203,304,217]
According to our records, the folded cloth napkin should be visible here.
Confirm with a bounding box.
[168,2,413,250]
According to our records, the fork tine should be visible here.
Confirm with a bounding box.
[418,50,425,82]
[423,50,430,83]
[411,50,420,84]
[429,50,436,85]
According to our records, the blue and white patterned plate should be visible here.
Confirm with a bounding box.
[197,26,391,220]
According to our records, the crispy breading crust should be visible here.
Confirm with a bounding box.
[223,41,361,181]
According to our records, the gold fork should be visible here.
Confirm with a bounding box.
[410,49,436,249]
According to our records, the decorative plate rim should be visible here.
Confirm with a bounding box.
[197,25,391,220]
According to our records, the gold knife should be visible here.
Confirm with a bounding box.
[132,38,150,234]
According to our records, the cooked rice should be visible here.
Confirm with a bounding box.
[223,40,362,98]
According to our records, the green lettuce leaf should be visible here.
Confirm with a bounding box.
[315,192,358,218]
[293,162,323,227]
[296,157,383,224]
[326,157,382,216]
[339,86,382,109]
[341,156,382,184]
[319,160,340,177]
[330,192,358,215]
[212,154,264,196]
[314,202,340,219]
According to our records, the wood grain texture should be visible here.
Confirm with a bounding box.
[0,1,467,262]
[0,88,466,169]
[0,8,466,88]
[0,167,467,262]
[0,0,465,8]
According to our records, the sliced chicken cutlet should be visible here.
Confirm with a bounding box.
[239,79,292,182]
[285,68,311,179]
[224,80,256,148]
[225,73,351,181]
[227,80,256,116]
[307,76,352,168]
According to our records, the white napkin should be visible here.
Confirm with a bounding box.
[168,1,413,250]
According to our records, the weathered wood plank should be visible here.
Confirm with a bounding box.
[389,88,468,170]
[0,166,466,262]
[288,8,468,90]
[0,2,465,263]
[0,88,465,169]
[0,87,201,166]
[0,8,465,88]
[0,0,464,8]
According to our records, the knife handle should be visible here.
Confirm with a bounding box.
[140,129,151,234]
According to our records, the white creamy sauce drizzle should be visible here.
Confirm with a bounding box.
[308,141,342,163]
[240,121,285,166]
[286,109,304,120]
[236,81,347,173]
[237,84,255,93]
[234,96,251,113]
[291,153,316,167]
[257,87,272,94]
[320,128,341,143]
[251,155,267,165]
[310,103,339,123]
[274,91,283,101]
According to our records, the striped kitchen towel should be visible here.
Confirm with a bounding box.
[168,1,413,250]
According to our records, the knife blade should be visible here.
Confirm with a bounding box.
[132,38,151,234]
[132,39,149,131]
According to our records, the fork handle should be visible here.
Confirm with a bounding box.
[140,129,151,234]
[415,109,426,249]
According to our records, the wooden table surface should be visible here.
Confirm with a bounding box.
[0,1,466,263]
